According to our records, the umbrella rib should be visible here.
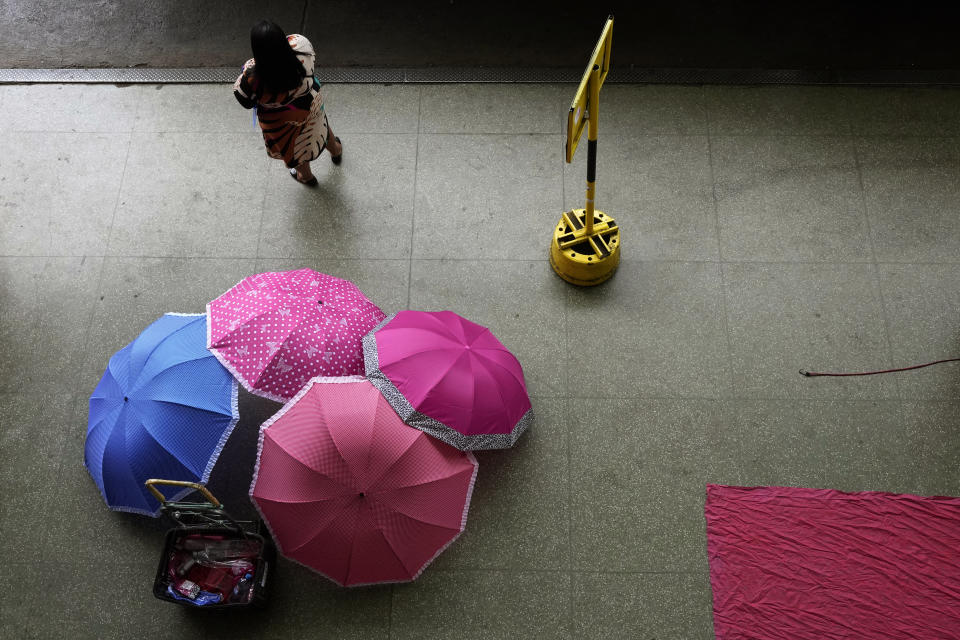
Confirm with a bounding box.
[478,354,511,430]
[373,474,474,528]
[377,470,474,494]
[290,268,316,292]
[131,411,208,477]
[104,356,126,391]
[456,357,507,435]
[141,397,231,419]
[283,499,360,554]
[262,426,356,494]
[467,348,528,390]
[127,318,198,390]
[87,400,124,434]
[133,355,224,397]
[312,393,362,479]
[363,394,376,490]
[385,350,471,407]
[463,353,479,429]
[427,311,471,342]
[212,306,298,381]
[112,409,188,509]
[413,311,458,340]
[212,306,278,344]
[252,494,348,506]
[370,525,417,576]
[249,324,300,387]
[364,437,422,492]
[378,345,465,366]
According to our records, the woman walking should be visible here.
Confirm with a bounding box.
[234,20,342,186]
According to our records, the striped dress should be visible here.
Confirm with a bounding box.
[233,34,328,168]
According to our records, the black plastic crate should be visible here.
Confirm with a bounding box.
[146,479,276,609]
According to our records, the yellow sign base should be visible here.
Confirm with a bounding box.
[549,209,621,286]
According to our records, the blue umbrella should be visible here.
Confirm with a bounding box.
[85,313,239,516]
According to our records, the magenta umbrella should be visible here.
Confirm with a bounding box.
[362,310,533,450]
[250,376,478,586]
[207,269,386,402]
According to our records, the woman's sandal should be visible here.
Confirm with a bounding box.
[289,167,318,187]
[331,137,343,165]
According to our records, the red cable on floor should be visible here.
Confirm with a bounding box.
[800,358,960,377]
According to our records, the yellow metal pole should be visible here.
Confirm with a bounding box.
[549,17,620,286]
[584,63,600,236]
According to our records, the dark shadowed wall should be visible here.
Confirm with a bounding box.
[2,1,958,71]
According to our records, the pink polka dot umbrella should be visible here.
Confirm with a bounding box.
[207,269,386,402]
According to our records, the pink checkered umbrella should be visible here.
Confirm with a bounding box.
[250,377,478,586]
[207,269,386,402]
[363,310,533,450]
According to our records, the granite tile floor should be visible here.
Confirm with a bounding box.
[1,82,959,639]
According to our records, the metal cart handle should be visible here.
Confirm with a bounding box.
[145,479,222,508]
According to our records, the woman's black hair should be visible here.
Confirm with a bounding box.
[250,20,304,93]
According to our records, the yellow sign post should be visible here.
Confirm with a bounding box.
[550,16,620,286]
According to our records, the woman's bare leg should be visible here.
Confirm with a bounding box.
[295,161,314,182]
[326,123,342,157]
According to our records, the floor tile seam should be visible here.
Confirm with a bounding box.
[562,131,573,614]
[418,131,713,137]
[562,395,906,403]
[407,86,422,311]
[408,257,807,265]
[704,132,888,138]
[416,131,564,137]
[27,256,957,265]
[69,131,133,479]
[851,138,902,399]
[388,584,395,640]
[101,130,135,258]
[705,109,739,410]
[569,564,710,575]
[41,398,89,555]
[0,254,115,259]
[714,258,879,266]
[569,569,709,576]
[108,129,425,135]
[847,132,960,141]
[259,257,411,263]
[127,130,425,136]
[408,256,552,262]
[710,132,960,139]
[252,172,272,261]
[525,394,566,402]
[2,255,265,261]
[407,257,549,263]
[827,259,960,266]
[0,128,795,138]
[558,105,572,600]
[704,111,724,266]
[416,567,572,574]
[14,255,943,265]
[12,129,958,139]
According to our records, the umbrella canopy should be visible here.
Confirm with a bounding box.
[207,269,386,402]
[250,377,478,586]
[85,313,239,516]
[363,310,533,450]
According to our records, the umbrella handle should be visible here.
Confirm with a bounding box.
[144,478,222,508]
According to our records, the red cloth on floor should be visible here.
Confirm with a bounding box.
[705,484,960,640]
